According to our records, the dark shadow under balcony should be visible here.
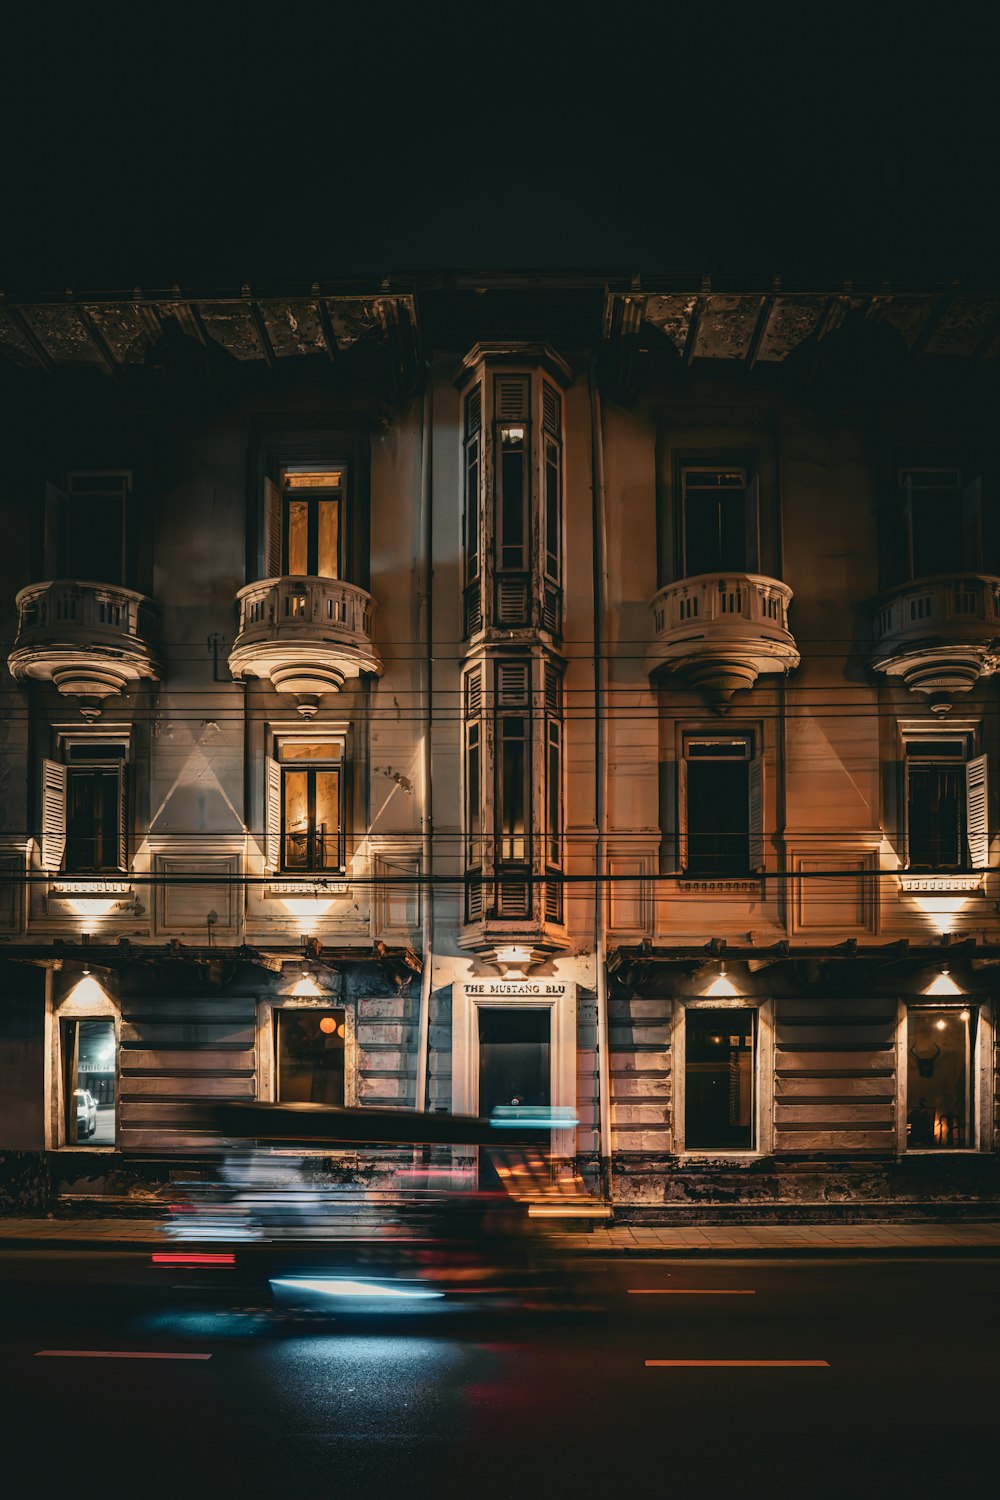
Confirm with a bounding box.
[869,574,1000,712]
[228,576,382,715]
[647,572,799,709]
[8,580,161,717]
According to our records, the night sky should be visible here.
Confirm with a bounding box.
[3,3,997,292]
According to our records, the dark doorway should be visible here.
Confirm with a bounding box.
[478,1008,550,1186]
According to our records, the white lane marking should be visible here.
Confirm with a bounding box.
[628,1289,756,1295]
[35,1350,212,1360]
[646,1359,829,1368]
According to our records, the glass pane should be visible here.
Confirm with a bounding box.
[285,470,343,490]
[547,724,561,866]
[313,771,341,869]
[286,499,309,575]
[684,475,747,576]
[685,1008,755,1149]
[316,499,339,578]
[277,1010,345,1105]
[500,428,525,568]
[68,497,124,585]
[908,766,964,868]
[283,770,309,869]
[64,1018,115,1146]
[907,1008,972,1149]
[687,761,749,874]
[467,726,481,866]
[911,480,963,576]
[280,741,342,761]
[500,718,527,862]
[66,769,118,872]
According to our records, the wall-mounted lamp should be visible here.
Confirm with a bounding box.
[911,895,967,936]
[494,945,534,980]
[925,966,964,996]
[704,964,741,998]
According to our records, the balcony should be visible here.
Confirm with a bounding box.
[8,580,161,717]
[647,573,799,709]
[228,576,382,714]
[869,574,1000,713]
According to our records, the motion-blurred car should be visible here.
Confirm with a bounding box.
[75,1089,98,1138]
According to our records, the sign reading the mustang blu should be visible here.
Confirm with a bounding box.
[465,981,568,997]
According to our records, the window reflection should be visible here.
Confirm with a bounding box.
[685,1008,756,1150]
[276,1009,345,1106]
[907,1007,973,1149]
[62,1017,116,1145]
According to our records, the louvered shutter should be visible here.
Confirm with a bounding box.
[43,482,69,579]
[743,473,760,573]
[495,376,529,421]
[263,477,283,580]
[265,756,282,869]
[676,757,688,873]
[465,665,483,717]
[748,755,765,873]
[40,759,67,871]
[496,661,530,706]
[117,762,129,873]
[542,383,561,436]
[966,754,989,869]
[962,477,983,568]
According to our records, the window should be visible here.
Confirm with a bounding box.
[904,735,988,871]
[267,739,345,873]
[679,463,758,578]
[263,468,344,580]
[899,466,980,579]
[62,1018,116,1146]
[43,472,132,586]
[685,1008,756,1150]
[275,1009,346,1105]
[906,1006,975,1150]
[40,740,128,874]
[681,735,763,876]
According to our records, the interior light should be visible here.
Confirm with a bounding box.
[925,967,964,996]
[935,1018,948,1030]
[960,1010,971,1021]
[319,1015,337,1034]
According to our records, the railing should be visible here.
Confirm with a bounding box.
[871,574,1000,647]
[234,577,376,643]
[14,580,158,647]
[650,572,794,640]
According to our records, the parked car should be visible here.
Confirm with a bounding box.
[75,1089,98,1138]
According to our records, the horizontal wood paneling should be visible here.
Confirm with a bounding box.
[121,1049,255,1073]
[773,999,897,1153]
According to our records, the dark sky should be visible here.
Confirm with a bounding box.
[3,2,997,292]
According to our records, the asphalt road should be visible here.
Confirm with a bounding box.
[1,1249,997,1500]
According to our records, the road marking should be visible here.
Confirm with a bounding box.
[646,1359,828,1368]
[35,1350,212,1361]
[629,1289,755,1295]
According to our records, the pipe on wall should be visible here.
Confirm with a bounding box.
[414,375,434,1112]
[589,359,613,1204]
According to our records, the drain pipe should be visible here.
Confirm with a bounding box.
[414,375,434,1112]
[589,358,613,1205]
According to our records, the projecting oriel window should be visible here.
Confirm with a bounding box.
[906,1006,975,1150]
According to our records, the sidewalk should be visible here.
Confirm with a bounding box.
[2,1216,1000,1255]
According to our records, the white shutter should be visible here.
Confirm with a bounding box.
[265,756,282,869]
[117,762,129,873]
[496,661,530,706]
[748,755,765,873]
[43,482,69,579]
[966,754,989,869]
[962,477,983,568]
[263,477,283,580]
[743,473,760,573]
[40,759,67,871]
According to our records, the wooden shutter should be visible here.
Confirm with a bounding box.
[496,661,530,706]
[494,376,529,422]
[542,383,561,436]
[265,756,282,869]
[962,476,983,568]
[263,477,283,580]
[748,755,765,873]
[743,473,760,573]
[40,759,67,871]
[43,482,69,579]
[676,756,688,874]
[966,754,989,869]
[117,762,129,873]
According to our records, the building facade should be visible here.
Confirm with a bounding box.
[0,274,998,1218]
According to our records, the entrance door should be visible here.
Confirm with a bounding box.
[478,1008,551,1186]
